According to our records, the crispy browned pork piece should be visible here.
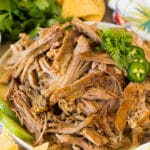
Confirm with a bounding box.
[2,19,150,149]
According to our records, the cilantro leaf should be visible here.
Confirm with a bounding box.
[0,0,11,11]
[100,28,132,69]
[34,0,49,11]
[0,12,13,32]
[0,0,62,43]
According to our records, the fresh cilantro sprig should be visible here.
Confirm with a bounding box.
[99,28,132,69]
[0,0,66,43]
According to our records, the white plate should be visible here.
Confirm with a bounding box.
[0,22,149,150]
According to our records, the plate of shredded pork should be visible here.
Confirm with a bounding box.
[0,18,150,150]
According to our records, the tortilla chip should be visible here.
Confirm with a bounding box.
[91,0,105,20]
[83,15,103,21]
[0,127,18,150]
[62,0,105,21]
[33,142,49,150]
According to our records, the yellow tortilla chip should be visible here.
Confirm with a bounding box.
[0,127,18,150]
[62,0,105,21]
[33,142,49,150]
[83,15,103,21]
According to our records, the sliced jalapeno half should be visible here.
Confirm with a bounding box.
[132,56,150,74]
[127,62,147,82]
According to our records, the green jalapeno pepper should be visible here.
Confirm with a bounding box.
[132,55,150,74]
[0,110,34,142]
[127,62,147,82]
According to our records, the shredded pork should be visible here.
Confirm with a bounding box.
[2,18,150,149]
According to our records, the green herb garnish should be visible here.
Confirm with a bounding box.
[97,28,150,82]
[101,28,132,69]
[0,0,67,43]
